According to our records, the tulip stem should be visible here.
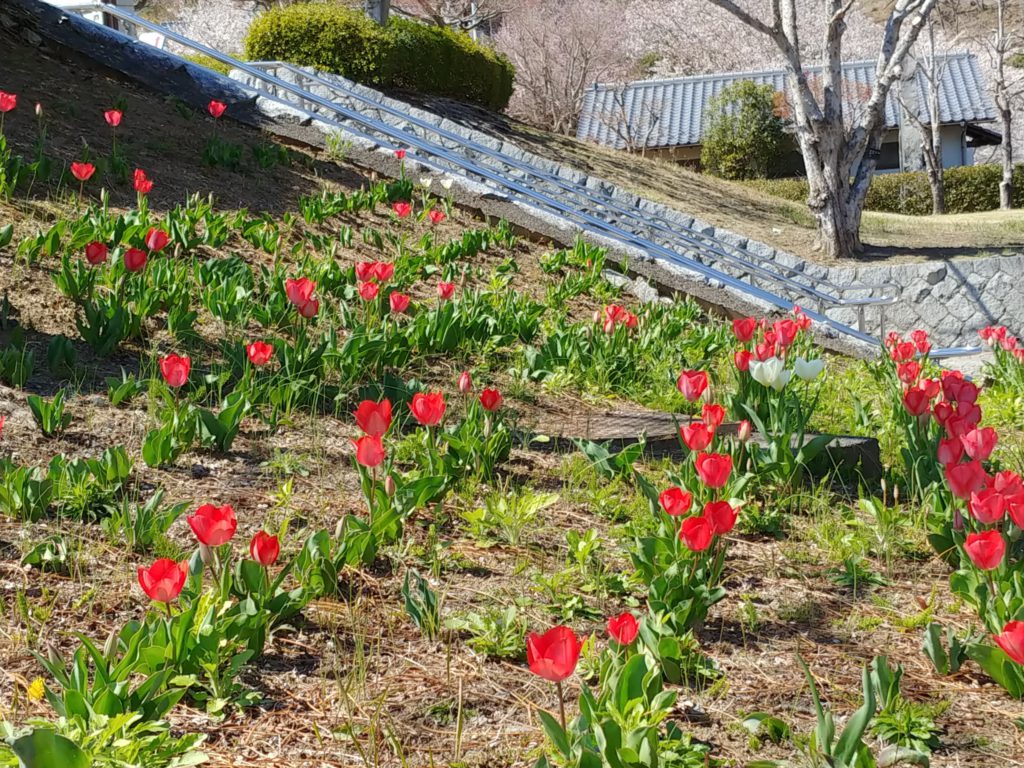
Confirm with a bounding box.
[555,680,566,731]
[163,601,173,619]
[369,466,377,517]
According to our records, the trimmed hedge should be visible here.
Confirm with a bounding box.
[745,164,1024,215]
[244,3,515,111]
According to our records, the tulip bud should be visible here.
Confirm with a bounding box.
[103,628,119,658]
[457,371,472,394]
[484,415,492,438]
[384,475,396,496]
[737,419,752,443]
[603,317,615,334]
[334,517,345,539]
[953,508,964,532]
[35,102,43,117]
[46,644,62,669]
[199,543,214,567]
[592,309,601,324]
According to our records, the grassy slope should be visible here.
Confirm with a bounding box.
[2,31,1024,768]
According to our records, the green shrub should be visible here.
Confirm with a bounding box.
[701,81,788,180]
[244,4,514,111]
[746,163,1024,215]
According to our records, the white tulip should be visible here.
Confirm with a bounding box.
[749,356,791,391]
[793,357,825,381]
[418,177,433,189]
[440,177,454,191]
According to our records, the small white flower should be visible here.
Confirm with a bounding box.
[440,177,454,191]
[749,356,791,391]
[418,177,433,189]
[793,357,825,381]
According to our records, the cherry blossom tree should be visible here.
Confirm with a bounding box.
[493,0,635,134]
[705,0,939,259]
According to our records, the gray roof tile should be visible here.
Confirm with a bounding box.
[577,53,997,150]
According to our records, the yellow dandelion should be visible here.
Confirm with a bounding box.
[26,677,45,702]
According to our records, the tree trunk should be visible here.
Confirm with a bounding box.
[808,170,864,259]
[927,164,946,214]
[1000,104,1014,209]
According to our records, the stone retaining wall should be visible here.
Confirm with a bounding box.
[231,64,1019,350]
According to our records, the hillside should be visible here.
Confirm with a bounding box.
[4,19,1024,768]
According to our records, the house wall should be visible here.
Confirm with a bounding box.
[646,124,976,173]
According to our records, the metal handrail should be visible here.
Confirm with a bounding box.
[44,1,983,356]
[252,61,899,324]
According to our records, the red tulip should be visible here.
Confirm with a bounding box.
[526,625,581,682]
[732,317,756,342]
[903,388,931,416]
[85,241,108,265]
[480,388,503,412]
[246,341,274,367]
[373,262,395,282]
[937,437,964,466]
[411,392,446,426]
[964,530,1005,571]
[187,503,237,546]
[208,99,227,118]
[137,558,187,603]
[144,228,169,252]
[285,277,315,307]
[695,452,733,489]
[104,109,122,127]
[359,281,380,301]
[961,427,998,461]
[250,531,280,566]
[773,318,799,347]
[890,341,916,363]
[285,277,318,318]
[355,261,376,281]
[911,329,931,355]
[754,341,773,361]
[680,421,714,451]
[124,247,147,272]
[659,486,693,516]
[438,281,456,300]
[737,419,752,442]
[607,612,639,645]
[994,470,1024,496]
[942,374,979,405]
[676,370,708,402]
[969,488,1006,525]
[159,354,190,388]
[389,291,411,314]
[734,349,752,372]
[0,414,5,439]
[917,377,941,399]
[897,361,921,385]
[933,400,954,428]
[71,162,96,182]
[394,149,406,160]
[945,460,989,500]
[354,399,393,438]
[457,371,473,394]
[702,403,725,430]
[428,209,446,225]
[705,500,737,536]
[352,435,386,467]
[995,621,1024,665]
[679,516,713,552]
[133,168,153,194]
[0,91,16,113]
[392,201,412,218]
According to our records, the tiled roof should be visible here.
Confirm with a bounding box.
[577,53,997,150]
